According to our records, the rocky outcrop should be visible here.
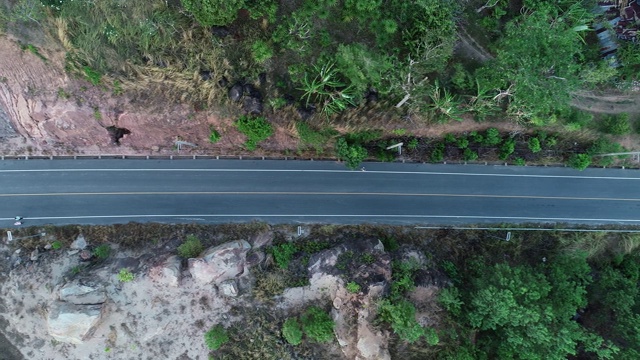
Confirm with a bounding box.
[59,280,107,305]
[148,255,182,287]
[71,235,87,250]
[219,279,238,297]
[188,240,251,285]
[47,301,104,344]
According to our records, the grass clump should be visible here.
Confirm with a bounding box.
[204,324,229,350]
[235,115,273,151]
[271,243,297,269]
[177,235,204,258]
[601,113,631,135]
[51,241,63,250]
[296,122,337,153]
[209,127,221,144]
[346,281,361,293]
[282,318,303,345]
[300,306,335,343]
[93,244,111,259]
[82,66,102,86]
[117,268,134,282]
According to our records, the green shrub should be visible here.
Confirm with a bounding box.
[381,237,399,251]
[360,253,375,264]
[282,318,303,345]
[204,324,229,350]
[483,128,502,146]
[336,138,368,169]
[444,133,456,143]
[177,235,204,258]
[180,0,243,26]
[117,268,134,282]
[251,39,273,63]
[82,66,102,86]
[568,153,591,170]
[601,113,631,135]
[438,286,463,316]
[346,281,361,293]
[378,299,425,343]
[296,123,338,152]
[301,306,335,343]
[51,241,63,250]
[528,137,542,153]
[209,128,221,143]
[456,137,469,149]
[93,244,111,259]
[235,115,274,151]
[499,138,515,160]
[470,131,484,143]
[463,148,478,161]
[271,243,297,269]
[407,138,419,150]
[514,157,526,166]
[425,327,439,346]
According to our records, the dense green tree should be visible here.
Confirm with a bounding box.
[445,255,617,359]
[475,5,589,120]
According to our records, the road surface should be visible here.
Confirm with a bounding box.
[0,159,639,226]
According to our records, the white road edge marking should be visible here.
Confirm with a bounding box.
[3,214,640,222]
[1,168,640,180]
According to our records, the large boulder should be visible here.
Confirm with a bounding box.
[188,240,251,285]
[47,301,104,344]
[59,280,107,305]
[70,235,87,250]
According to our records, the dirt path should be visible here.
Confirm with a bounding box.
[571,90,640,114]
[455,25,494,63]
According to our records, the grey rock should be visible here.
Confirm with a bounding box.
[243,96,263,115]
[70,235,87,250]
[59,280,107,305]
[249,231,273,249]
[47,301,103,344]
[30,248,39,261]
[245,251,265,267]
[218,279,238,297]
[161,255,181,287]
[228,83,244,102]
[188,240,251,285]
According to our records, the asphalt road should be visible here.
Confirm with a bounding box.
[1,159,640,226]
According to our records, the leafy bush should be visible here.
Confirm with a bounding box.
[514,157,526,166]
[346,281,361,293]
[470,131,484,143]
[177,235,204,258]
[424,327,439,346]
[378,299,425,343]
[499,138,515,160]
[51,241,63,250]
[456,137,469,149]
[301,306,335,343]
[463,148,478,161]
[204,324,229,350]
[381,237,399,251]
[117,268,134,282]
[235,115,274,150]
[180,0,243,26]
[282,318,303,345]
[271,243,297,269]
[209,128,221,143]
[483,128,502,146]
[251,39,273,63]
[336,138,367,169]
[528,137,542,153]
[601,113,632,135]
[93,244,111,259]
[430,144,445,163]
[569,153,591,170]
[438,287,463,316]
[444,133,456,143]
[407,138,419,150]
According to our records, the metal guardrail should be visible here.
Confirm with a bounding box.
[0,154,635,170]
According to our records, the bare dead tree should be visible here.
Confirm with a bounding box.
[476,0,500,13]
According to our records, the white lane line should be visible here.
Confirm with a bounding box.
[0,168,640,180]
[4,214,640,222]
